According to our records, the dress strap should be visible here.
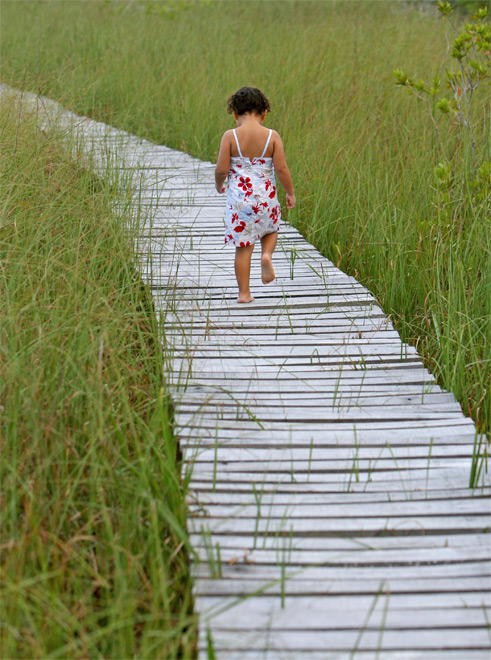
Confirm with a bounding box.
[232,129,243,158]
[260,129,273,158]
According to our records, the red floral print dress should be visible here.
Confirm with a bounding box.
[223,129,281,247]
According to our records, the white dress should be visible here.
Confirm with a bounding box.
[224,128,281,247]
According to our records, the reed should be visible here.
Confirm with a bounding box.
[0,95,197,658]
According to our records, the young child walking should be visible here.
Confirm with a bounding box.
[215,86,295,303]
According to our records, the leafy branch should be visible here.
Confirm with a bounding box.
[393,2,490,169]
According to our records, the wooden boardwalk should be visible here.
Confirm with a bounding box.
[5,85,490,659]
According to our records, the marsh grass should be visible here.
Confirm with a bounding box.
[0,96,197,658]
[2,0,487,438]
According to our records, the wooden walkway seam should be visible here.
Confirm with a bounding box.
[4,84,490,660]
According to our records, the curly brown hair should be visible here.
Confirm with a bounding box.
[226,87,271,116]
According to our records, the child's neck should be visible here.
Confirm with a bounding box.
[236,112,264,127]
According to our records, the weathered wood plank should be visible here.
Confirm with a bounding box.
[187,479,490,495]
[175,379,438,393]
[182,404,453,424]
[178,394,457,410]
[198,652,489,660]
[196,652,491,660]
[169,363,435,377]
[188,515,489,536]
[183,444,475,463]
[192,561,491,580]
[189,532,491,555]
[196,624,491,650]
[190,488,488,505]
[177,418,475,433]
[193,576,491,597]
[186,468,479,487]
[187,498,490,518]
[186,457,473,476]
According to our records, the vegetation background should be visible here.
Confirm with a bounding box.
[0,93,196,656]
[1,0,489,656]
[2,0,488,434]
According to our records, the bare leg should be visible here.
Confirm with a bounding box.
[235,244,255,303]
[260,231,277,284]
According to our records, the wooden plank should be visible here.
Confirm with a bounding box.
[167,332,405,344]
[193,576,491,597]
[162,313,391,325]
[172,344,420,358]
[187,499,491,521]
[181,431,468,447]
[196,648,490,660]
[165,326,398,337]
[194,593,491,614]
[164,318,393,332]
[181,440,476,453]
[176,418,475,432]
[195,622,491,650]
[187,479,490,494]
[183,444,475,463]
[171,376,436,391]
[189,532,491,554]
[185,456,473,475]
[178,395,460,409]
[196,653,490,660]
[186,465,477,483]
[187,471,490,493]
[177,428,478,446]
[190,488,487,505]
[191,537,491,561]
[192,561,491,580]
[188,515,489,536]
[170,364,434,380]
[177,406,465,422]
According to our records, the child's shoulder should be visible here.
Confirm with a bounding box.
[268,129,284,151]
[219,128,235,145]
[263,127,282,145]
[218,129,235,150]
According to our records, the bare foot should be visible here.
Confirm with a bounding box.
[261,254,275,284]
[237,293,254,304]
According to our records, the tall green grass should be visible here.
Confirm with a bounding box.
[0,96,196,658]
[1,1,489,427]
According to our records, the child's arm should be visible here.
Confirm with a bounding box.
[215,131,232,193]
[271,131,295,209]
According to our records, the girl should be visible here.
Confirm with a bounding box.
[215,86,296,303]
